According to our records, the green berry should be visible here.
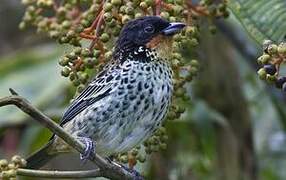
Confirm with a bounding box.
[61,67,71,77]
[104,3,113,12]
[278,42,286,55]
[137,154,146,163]
[139,2,148,9]
[0,159,8,169]
[266,74,276,83]
[159,143,167,150]
[267,44,278,55]
[103,12,113,22]
[119,155,128,163]
[81,48,92,57]
[190,59,199,67]
[257,54,271,65]
[257,68,267,80]
[11,155,21,165]
[72,79,81,86]
[111,0,122,6]
[100,33,110,43]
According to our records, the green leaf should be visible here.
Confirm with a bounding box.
[0,45,69,127]
[229,0,286,43]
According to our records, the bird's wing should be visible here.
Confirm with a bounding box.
[60,68,119,126]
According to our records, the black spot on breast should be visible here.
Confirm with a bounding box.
[130,79,136,83]
[118,91,124,95]
[129,95,136,100]
[93,107,98,112]
[144,82,149,89]
[149,88,153,94]
[121,113,126,118]
[127,84,133,89]
[126,63,131,67]
[115,103,120,108]
[119,119,124,127]
[115,75,121,80]
[138,82,142,91]
[123,68,129,72]
[136,100,141,105]
[140,94,145,100]
[159,67,163,73]
[146,66,151,71]
[106,75,113,82]
[124,77,128,84]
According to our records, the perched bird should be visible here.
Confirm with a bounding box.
[26,16,185,169]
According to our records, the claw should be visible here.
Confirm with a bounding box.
[78,137,95,164]
[121,164,144,180]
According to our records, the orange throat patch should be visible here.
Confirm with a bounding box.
[146,34,173,60]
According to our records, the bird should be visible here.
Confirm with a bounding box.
[26,16,185,169]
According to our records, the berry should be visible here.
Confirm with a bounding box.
[257,54,270,65]
[263,64,276,75]
[257,68,267,80]
[267,44,278,55]
[275,77,286,89]
[283,83,286,92]
[278,42,286,55]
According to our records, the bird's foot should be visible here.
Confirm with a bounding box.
[77,137,95,164]
[121,165,144,180]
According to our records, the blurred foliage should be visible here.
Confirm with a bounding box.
[228,0,286,43]
[0,45,68,127]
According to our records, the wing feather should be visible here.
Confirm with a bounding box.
[60,68,119,126]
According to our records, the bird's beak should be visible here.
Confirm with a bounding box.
[162,22,186,36]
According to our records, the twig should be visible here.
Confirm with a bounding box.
[0,89,135,180]
[17,168,102,178]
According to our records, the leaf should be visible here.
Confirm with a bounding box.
[228,0,286,43]
[0,45,69,127]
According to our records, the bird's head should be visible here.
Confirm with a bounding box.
[114,16,185,59]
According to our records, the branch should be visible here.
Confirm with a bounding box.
[0,89,135,180]
[17,168,102,178]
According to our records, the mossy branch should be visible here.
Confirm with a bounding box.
[0,89,136,180]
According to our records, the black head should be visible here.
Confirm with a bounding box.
[115,16,185,53]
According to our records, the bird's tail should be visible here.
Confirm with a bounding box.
[26,141,57,169]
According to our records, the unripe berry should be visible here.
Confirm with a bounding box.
[100,33,110,43]
[257,54,270,65]
[111,0,122,6]
[0,159,8,169]
[11,155,22,165]
[190,59,199,67]
[266,74,276,83]
[104,3,113,12]
[61,67,71,77]
[278,42,286,55]
[257,68,267,80]
[267,44,278,55]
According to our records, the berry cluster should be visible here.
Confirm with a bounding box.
[20,0,228,167]
[0,155,27,180]
[257,40,286,91]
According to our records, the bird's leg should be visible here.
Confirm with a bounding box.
[77,137,96,164]
[105,156,144,179]
[121,165,144,180]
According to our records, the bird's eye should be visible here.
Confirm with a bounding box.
[144,25,155,34]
